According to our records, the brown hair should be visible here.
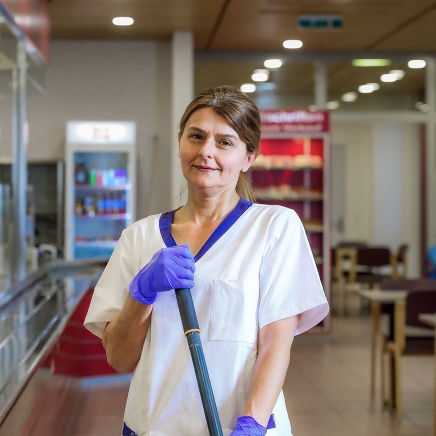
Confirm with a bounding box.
[179,85,261,202]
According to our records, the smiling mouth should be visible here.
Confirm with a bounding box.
[194,165,217,171]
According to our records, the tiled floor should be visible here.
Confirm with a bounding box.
[65,316,434,436]
[285,316,433,436]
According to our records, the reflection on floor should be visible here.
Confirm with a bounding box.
[65,316,433,436]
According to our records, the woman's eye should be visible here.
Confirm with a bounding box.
[190,134,202,141]
[220,140,232,147]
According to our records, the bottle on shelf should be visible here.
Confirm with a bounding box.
[74,159,88,185]
[119,193,126,214]
[102,169,109,187]
[89,169,97,186]
[104,193,113,214]
[96,170,103,187]
[74,198,84,215]
[114,168,127,186]
[83,196,96,217]
[112,193,120,214]
[97,195,105,215]
[108,169,115,186]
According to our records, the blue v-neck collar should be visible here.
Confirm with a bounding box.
[159,198,252,262]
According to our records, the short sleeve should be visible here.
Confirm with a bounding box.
[258,209,329,334]
[83,230,134,338]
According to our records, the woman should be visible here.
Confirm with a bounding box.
[84,85,329,436]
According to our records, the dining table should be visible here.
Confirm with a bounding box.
[357,289,408,405]
[335,246,397,316]
[418,313,436,436]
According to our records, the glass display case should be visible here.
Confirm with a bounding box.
[27,161,64,249]
[249,109,331,332]
[65,121,136,260]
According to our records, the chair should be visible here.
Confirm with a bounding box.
[333,241,368,316]
[382,288,436,420]
[369,278,436,399]
[340,246,395,316]
[336,240,368,249]
[349,246,395,286]
[392,244,408,279]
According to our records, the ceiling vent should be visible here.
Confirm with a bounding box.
[298,15,343,29]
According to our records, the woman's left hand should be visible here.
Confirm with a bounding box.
[229,416,267,436]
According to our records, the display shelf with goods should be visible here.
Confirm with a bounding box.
[0,160,65,251]
[28,161,64,250]
[249,110,331,332]
[0,161,36,249]
[65,122,136,260]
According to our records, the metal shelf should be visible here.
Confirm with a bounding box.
[74,241,117,248]
[74,184,131,191]
[74,213,131,220]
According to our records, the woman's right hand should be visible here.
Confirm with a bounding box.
[129,244,195,305]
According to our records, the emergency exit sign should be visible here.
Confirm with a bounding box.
[299,15,343,29]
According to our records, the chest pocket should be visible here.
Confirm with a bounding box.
[209,278,259,344]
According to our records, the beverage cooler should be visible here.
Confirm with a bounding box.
[65,121,136,260]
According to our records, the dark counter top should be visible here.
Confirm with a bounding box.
[0,259,107,425]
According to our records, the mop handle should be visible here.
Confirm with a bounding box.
[175,288,224,436]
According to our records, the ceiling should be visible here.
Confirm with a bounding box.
[47,0,436,104]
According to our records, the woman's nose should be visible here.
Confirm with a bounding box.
[198,138,214,158]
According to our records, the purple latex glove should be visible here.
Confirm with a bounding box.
[229,416,267,436]
[129,244,195,305]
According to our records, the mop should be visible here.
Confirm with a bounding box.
[175,287,224,436]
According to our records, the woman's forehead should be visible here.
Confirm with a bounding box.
[186,107,237,132]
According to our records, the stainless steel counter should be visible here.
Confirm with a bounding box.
[0,259,107,427]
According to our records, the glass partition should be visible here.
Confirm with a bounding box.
[195,55,427,113]
[0,17,17,286]
[195,59,316,109]
[326,58,426,112]
[0,10,46,284]
[0,184,11,291]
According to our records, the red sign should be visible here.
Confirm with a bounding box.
[260,110,330,133]
[1,0,50,62]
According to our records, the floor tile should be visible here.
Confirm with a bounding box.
[63,315,435,436]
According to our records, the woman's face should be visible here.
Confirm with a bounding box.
[178,107,256,194]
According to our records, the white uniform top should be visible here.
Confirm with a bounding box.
[84,200,329,436]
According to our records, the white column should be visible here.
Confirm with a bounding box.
[425,57,436,246]
[372,123,404,249]
[171,31,194,209]
[314,60,327,109]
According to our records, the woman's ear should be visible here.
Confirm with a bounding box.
[178,133,181,158]
[241,153,258,173]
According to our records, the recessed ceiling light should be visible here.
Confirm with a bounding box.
[264,59,282,69]
[366,83,380,90]
[390,70,405,79]
[341,92,357,102]
[352,59,392,67]
[251,69,269,82]
[283,40,303,49]
[381,73,397,82]
[326,101,340,110]
[358,84,375,93]
[112,17,134,26]
[241,84,256,93]
[408,59,426,69]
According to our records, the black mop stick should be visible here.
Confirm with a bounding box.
[175,288,224,436]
